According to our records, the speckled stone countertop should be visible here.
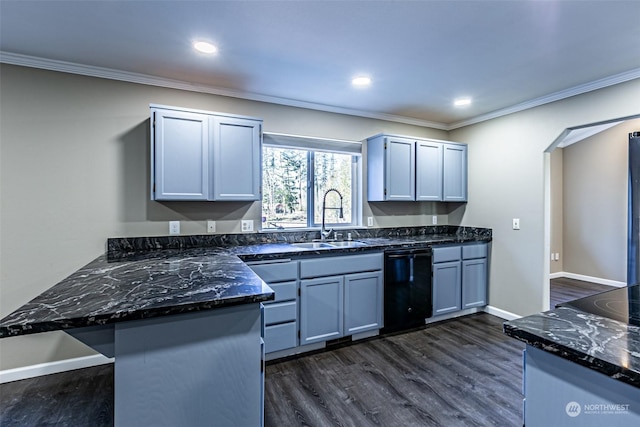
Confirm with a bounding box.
[504,306,640,388]
[0,226,491,338]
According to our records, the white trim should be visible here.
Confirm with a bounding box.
[549,272,626,288]
[0,51,447,130]
[2,51,638,132]
[0,354,113,384]
[483,305,521,321]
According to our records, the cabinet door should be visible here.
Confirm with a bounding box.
[210,116,262,201]
[344,271,383,335]
[443,143,467,202]
[152,109,209,200]
[385,137,416,201]
[415,140,443,201]
[300,276,344,345]
[432,261,462,315]
[462,258,487,309]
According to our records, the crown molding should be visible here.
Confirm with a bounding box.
[2,51,638,132]
[447,68,640,130]
[0,51,449,130]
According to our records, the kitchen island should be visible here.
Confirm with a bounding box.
[0,225,491,427]
[504,287,640,426]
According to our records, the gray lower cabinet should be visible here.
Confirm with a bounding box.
[433,243,487,316]
[344,271,384,335]
[299,275,344,345]
[150,104,262,201]
[247,260,299,354]
[433,260,462,315]
[299,253,384,345]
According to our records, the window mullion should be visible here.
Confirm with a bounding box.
[307,151,315,228]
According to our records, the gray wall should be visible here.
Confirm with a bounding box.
[561,120,639,283]
[0,64,448,370]
[1,63,640,370]
[449,79,640,317]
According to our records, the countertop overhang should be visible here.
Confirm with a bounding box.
[0,226,492,338]
[504,306,640,388]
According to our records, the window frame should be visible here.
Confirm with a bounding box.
[261,133,362,231]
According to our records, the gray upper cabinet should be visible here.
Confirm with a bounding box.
[416,140,443,201]
[210,116,262,201]
[151,104,262,201]
[366,133,467,202]
[367,135,415,201]
[152,109,210,201]
[443,143,468,201]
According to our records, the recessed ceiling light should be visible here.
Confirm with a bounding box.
[352,76,372,87]
[454,97,472,107]
[193,41,218,54]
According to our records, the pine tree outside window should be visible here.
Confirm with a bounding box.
[261,133,361,230]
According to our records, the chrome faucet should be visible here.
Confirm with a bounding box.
[321,188,344,240]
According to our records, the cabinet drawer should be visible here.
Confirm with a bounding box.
[248,261,298,283]
[263,301,297,325]
[264,322,297,353]
[268,281,297,302]
[432,246,461,263]
[299,253,383,279]
[462,243,487,260]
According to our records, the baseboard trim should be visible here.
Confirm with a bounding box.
[484,305,521,321]
[0,354,114,384]
[550,272,626,288]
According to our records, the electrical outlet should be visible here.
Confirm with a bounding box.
[169,221,180,235]
[207,220,216,233]
[241,220,254,232]
[367,217,374,227]
[512,218,520,230]
[432,215,438,225]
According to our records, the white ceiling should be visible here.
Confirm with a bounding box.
[1,0,639,130]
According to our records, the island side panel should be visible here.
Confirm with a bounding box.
[525,345,640,426]
[114,304,263,427]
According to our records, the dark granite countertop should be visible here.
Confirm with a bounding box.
[0,226,491,338]
[504,306,640,388]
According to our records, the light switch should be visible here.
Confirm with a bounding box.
[207,220,216,233]
[512,218,520,230]
[367,217,374,227]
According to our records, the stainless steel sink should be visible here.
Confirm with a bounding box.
[327,241,367,248]
[290,242,333,249]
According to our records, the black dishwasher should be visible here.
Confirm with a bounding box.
[382,248,433,333]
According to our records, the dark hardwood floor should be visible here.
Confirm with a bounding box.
[264,313,523,427]
[0,279,614,427]
[550,276,615,308]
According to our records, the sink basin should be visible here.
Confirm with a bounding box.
[290,242,333,249]
[327,241,367,248]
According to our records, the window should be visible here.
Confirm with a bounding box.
[261,133,361,230]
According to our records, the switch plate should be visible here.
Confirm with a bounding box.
[512,218,520,230]
[169,221,180,235]
[432,215,438,225]
[207,220,216,233]
[367,216,374,227]
[241,220,254,232]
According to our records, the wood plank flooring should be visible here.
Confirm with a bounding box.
[0,278,614,427]
[264,313,524,427]
[550,276,615,308]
